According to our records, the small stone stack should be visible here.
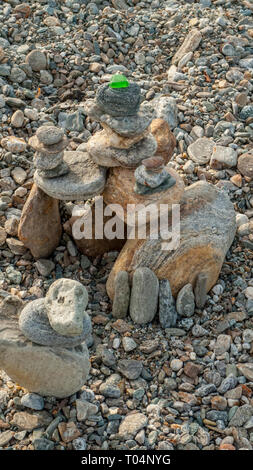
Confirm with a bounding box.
[134,156,176,195]
[29,125,69,179]
[85,78,156,168]
[0,279,92,398]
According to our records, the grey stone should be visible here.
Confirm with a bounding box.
[176,284,195,317]
[25,50,47,72]
[76,399,98,421]
[45,279,89,337]
[187,137,215,165]
[129,267,159,324]
[112,271,130,319]
[118,359,143,380]
[158,279,177,328]
[210,146,238,169]
[218,375,238,394]
[122,337,137,352]
[240,105,253,121]
[134,165,172,189]
[34,151,107,201]
[34,151,64,171]
[194,273,208,308]
[195,384,217,397]
[214,334,231,355]
[36,126,64,146]
[35,259,55,277]
[19,298,91,347]
[150,96,178,129]
[99,374,122,398]
[72,437,87,450]
[0,307,90,398]
[37,161,69,179]
[96,82,141,117]
[33,438,54,450]
[229,405,253,427]
[65,111,84,132]
[21,393,44,411]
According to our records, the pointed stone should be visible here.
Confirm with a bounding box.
[159,279,177,328]
[18,184,62,259]
[194,272,208,308]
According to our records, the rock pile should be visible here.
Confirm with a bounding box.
[0,279,91,397]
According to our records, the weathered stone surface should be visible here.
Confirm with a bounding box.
[96,82,141,117]
[18,184,62,259]
[45,279,89,337]
[237,363,253,381]
[34,151,106,200]
[102,123,148,149]
[87,131,157,168]
[112,271,130,319]
[187,137,215,165]
[150,97,178,130]
[0,307,90,398]
[150,118,177,163]
[134,164,173,189]
[103,166,184,223]
[34,151,63,171]
[1,136,26,153]
[237,152,253,179]
[129,267,159,324]
[176,283,195,317]
[158,279,177,328]
[36,126,64,146]
[19,298,91,347]
[117,359,143,379]
[194,272,208,308]
[25,49,47,71]
[64,199,126,258]
[118,413,148,439]
[210,146,237,169]
[172,29,202,65]
[106,181,236,299]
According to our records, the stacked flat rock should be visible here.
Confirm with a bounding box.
[134,156,176,195]
[29,126,69,179]
[19,279,93,348]
[85,79,157,168]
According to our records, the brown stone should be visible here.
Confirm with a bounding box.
[150,118,176,163]
[184,361,202,379]
[103,166,184,223]
[211,396,227,411]
[58,421,81,443]
[10,411,52,431]
[237,152,253,179]
[18,184,62,259]
[64,199,126,258]
[106,181,236,299]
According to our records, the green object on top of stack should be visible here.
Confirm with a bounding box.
[109,74,129,88]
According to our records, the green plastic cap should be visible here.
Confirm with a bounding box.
[109,74,129,88]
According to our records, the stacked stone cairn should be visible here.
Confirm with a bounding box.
[29,126,69,179]
[0,279,91,398]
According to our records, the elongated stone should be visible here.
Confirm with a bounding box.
[159,279,177,328]
[129,267,159,324]
[194,272,208,308]
[112,271,130,319]
[18,184,62,259]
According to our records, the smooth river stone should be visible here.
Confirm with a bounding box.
[87,131,157,168]
[45,279,89,337]
[96,82,141,117]
[129,267,159,324]
[134,165,171,188]
[29,135,68,154]
[34,151,107,200]
[19,298,92,347]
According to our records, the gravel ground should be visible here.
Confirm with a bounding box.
[0,0,253,451]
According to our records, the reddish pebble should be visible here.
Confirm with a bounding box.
[219,443,236,450]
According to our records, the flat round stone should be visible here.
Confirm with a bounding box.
[29,135,68,154]
[36,126,64,146]
[34,151,107,200]
[19,298,92,348]
[96,82,141,117]
[87,131,157,168]
[34,151,63,170]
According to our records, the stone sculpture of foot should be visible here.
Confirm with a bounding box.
[0,279,92,398]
